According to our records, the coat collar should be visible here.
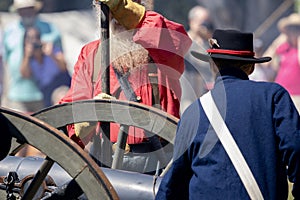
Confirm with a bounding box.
[215,67,249,81]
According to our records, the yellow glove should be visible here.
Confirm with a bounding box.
[74,93,114,138]
[98,0,145,29]
[74,122,97,138]
[94,93,116,100]
[74,93,115,138]
[98,0,120,8]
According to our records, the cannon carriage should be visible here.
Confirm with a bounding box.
[0,99,178,199]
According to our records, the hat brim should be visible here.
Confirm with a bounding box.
[277,13,300,32]
[10,2,43,12]
[191,51,271,63]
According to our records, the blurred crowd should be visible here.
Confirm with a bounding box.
[0,0,71,114]
[0,0,72,157]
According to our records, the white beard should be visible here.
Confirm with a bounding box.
[110,23,149,74]
[93,3,149,74]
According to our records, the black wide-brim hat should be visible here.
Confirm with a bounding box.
[191,29,271,63]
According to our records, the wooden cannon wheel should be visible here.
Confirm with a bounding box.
[0,107,119,200]
[32,99,178,143]
[31,99,179,172]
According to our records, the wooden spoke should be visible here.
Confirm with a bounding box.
[32,99,178,174]
[0,107,119,200]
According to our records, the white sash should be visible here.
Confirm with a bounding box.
[200,91,263,200]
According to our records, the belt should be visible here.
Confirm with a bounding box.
[148,73,158,78]
[113,142,152,154]
[128,142,152,153]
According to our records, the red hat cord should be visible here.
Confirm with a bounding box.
[207,49,255,56]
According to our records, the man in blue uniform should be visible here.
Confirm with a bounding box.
[156,29,300,199]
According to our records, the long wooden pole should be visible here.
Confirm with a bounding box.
[100,4,110,93]
[99,2,112,167]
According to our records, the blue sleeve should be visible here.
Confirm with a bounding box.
[273,86,300,198]
[156,102,200,199]
[155,120,192,200]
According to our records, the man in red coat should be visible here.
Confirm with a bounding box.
[59,0,191,173]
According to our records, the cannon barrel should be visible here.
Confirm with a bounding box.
[0,156,162,200]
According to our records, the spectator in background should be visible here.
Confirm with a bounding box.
[20,27,70,107]
[2,0,63,157]
[180,5,214,114]
[186,6,214,46]
[2,0,63,114]
[264,13,300,112]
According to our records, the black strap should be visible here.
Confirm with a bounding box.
[113,65,168,168]
[113,68,140,102]
[148,62,160,108]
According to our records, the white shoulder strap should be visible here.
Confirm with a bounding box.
[200,91,264,200]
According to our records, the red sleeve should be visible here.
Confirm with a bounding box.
[133,11,192,76]
[59,41,98,104]
[58,41,99,146]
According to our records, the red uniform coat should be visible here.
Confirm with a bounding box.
[59,11,192,146]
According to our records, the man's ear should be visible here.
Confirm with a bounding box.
[208,58,215,67]
[208,59,218,79]
[247,65,255,75]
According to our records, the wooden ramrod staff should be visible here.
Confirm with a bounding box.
[91,2,111,167]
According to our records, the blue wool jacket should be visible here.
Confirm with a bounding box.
[156,68,300,200]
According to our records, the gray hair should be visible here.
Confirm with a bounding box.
[188,5,209,21]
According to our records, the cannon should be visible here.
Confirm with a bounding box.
[0,156,163,200]
[0,99,178,199]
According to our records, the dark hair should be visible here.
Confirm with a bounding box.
[212,58,254,73]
